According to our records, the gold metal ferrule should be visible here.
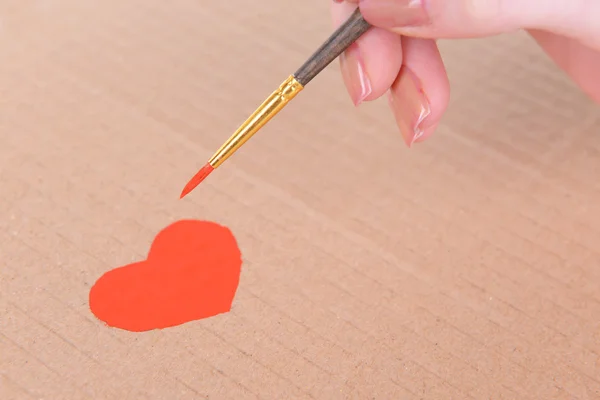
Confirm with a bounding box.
[207,75,304,168]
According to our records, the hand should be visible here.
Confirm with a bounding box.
[331,0,600,146]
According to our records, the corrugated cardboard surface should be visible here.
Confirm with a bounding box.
[2,0,600,399]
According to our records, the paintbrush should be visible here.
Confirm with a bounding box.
[180,7,371,198]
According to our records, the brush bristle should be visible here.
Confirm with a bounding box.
[180,163,214,198]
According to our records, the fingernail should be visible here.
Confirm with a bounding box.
[359,0,429,27]
[389,68,431,147]
[340,43,372,106]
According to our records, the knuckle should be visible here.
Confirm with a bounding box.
[463,0,504,22]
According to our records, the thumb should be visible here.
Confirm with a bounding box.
[357,0,600,50]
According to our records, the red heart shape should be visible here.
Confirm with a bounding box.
[89,219,242,332]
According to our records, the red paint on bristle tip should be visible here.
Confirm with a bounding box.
[180,163,214,198]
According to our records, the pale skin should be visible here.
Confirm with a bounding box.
[331,0,600,146]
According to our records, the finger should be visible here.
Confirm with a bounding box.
[388,37,450,146]
[357,0,600,50]
[528,29,600,103]
[331,1,403,105]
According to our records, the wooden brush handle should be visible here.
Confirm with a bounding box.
[293,8,371,87]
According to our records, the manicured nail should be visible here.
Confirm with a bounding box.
[389,68,431,147]
[340,43,372,106]
[359,0,429,27]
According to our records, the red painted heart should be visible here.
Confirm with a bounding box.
[89,219,242,332]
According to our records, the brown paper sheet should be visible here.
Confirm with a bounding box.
[1,0,600,399]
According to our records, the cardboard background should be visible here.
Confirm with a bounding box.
[1,0,599,398]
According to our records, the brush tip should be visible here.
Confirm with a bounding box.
[180,162,214,199]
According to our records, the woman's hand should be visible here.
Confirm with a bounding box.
[331,0,600,146]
